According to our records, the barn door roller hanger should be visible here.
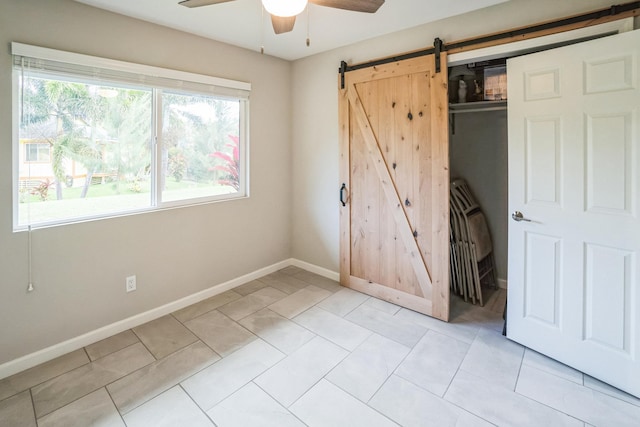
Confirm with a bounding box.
[339,37,445,88]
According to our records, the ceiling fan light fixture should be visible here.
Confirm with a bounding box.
[262,0,307,18]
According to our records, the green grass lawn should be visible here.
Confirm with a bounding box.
[21,178,211,203]
[18,178,235,226]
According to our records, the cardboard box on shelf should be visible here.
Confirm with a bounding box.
[484,66,507,101]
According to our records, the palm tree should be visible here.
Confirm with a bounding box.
[20,79,100,199]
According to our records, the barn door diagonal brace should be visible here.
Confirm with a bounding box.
[345,84,434,296]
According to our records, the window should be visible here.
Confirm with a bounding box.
[24,143,51,163]
[13,43,250,230]
[161,91,241,203]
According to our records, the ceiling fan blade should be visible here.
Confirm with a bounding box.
[178,0,235,8]
[309,0,384,13]
[271,15,296,34]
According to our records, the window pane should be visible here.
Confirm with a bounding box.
[161,92,241,203]
[18,75,153,226]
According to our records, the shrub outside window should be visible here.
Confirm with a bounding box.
[13,43,250,230]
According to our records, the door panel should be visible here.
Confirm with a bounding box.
[507,29,640,397]
[525,117,561,206]
[586,112,632,214]
[339,54,449,320]
[584,243,632,353]
[524,232,561,327]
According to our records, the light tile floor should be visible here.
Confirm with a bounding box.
[1,266,639,427]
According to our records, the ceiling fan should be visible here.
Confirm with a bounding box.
[179,0,385,35]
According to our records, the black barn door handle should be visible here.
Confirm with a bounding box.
[340,183,346,207]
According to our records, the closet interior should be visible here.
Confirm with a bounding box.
[448,59,508,314]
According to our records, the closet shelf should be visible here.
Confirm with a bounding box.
[449,100,507,114]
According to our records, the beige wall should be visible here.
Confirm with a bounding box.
[0,0,292,365]
[290,0,622,272]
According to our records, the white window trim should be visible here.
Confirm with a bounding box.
[12,43,251,231]
[11,43,251,93]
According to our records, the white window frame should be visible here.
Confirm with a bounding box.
[12,43,251,231]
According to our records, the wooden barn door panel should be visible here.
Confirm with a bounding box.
[339,54,449,320]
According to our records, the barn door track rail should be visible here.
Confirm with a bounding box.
[338,1,640,87]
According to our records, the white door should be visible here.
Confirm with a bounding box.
[507,29,640,398]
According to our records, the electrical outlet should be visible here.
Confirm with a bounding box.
[126,275,136,293]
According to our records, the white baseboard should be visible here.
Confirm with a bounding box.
[0,258,318,381]
[289,259,340,281]
[497,278,508,289]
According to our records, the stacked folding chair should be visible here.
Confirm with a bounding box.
[449,179,497,306]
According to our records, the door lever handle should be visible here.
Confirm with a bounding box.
[511,211,531,222]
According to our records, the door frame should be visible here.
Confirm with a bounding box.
[448,19,633,67]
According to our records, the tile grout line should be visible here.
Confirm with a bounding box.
[102,340,221,417]
[129,328,158,362]
[310,317,434,424]
[0,353,92,404]
[315,293,372,319]
[361,328,425,403]
[178,309,259,358]
[178,383,215,426]
[28,388,37,425]
[183,337,286,415]
[81,346,91,363]
[29,341,150,419]
[104,385,127,425]
[398,322,500,427]
[219,286,297,323]
[512,342,525,392]
[380,368,499,427]
[521,350,585,388]
[435,334,501,427]
[440,369,510,427]
[288,306,374,353]
[455,366,589,426]
[316,373,402,426]
[431,329,469,399]
[252,331,353,412]
[343,306,430,349]
[37,342,156,420]
[512,363,632,425]
[521,352,638,406]
[251,380,311,427]
[36,383,107,420]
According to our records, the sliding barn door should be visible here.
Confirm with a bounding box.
[507,30,640,397]
[339,54,450,320]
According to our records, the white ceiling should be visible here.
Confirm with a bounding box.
[73,0,509,61]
